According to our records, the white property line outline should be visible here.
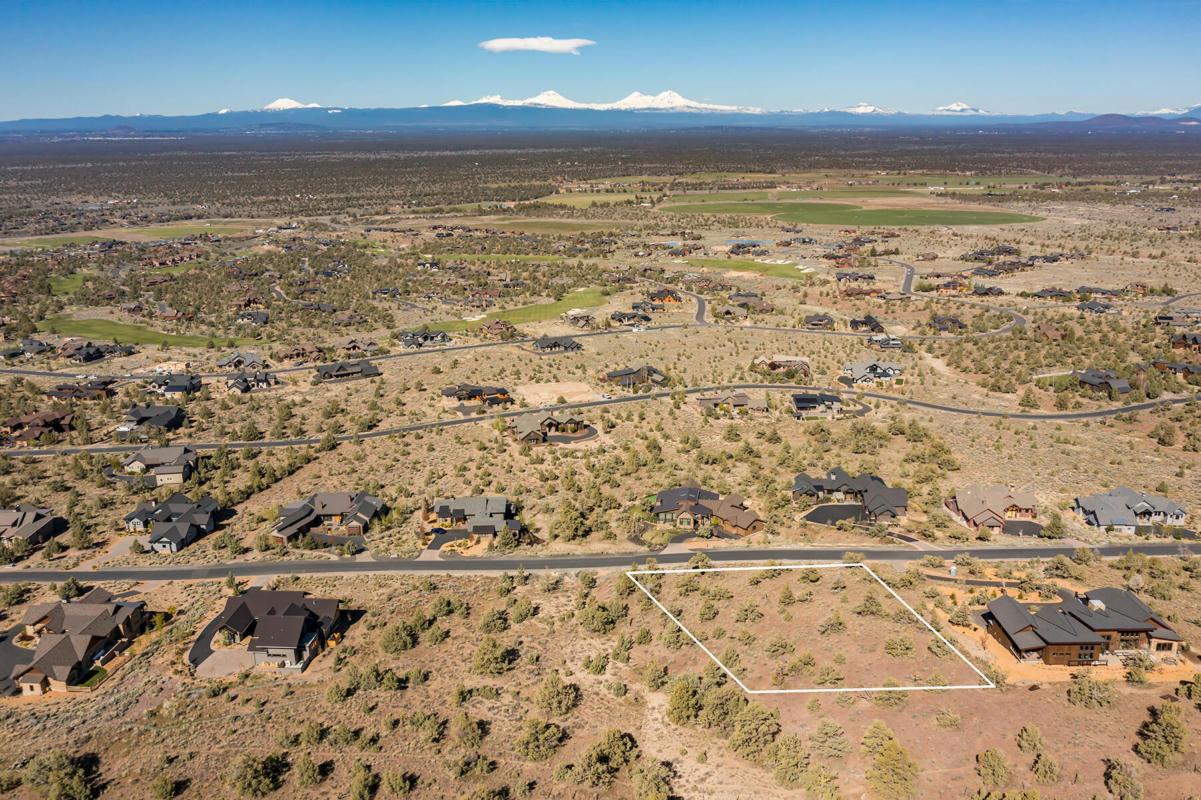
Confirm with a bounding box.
[626,562,996,695]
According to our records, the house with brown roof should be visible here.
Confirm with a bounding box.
[1036,321,1066,341]
[752,355,811,375]
[0,504,65,549]
[478,319,517,339]
[945,485,1039,534]
[506,412,587,444]
[0,409,74,445]
[650,484,764,536]
[697,392,768,413]
[16,588,147,694]
[271,492,385,544]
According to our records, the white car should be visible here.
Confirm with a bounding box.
[601,393,613,400]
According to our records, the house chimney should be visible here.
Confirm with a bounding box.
[1089,599,1106,611]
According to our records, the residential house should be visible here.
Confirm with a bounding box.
[225,371,279,394]
[698,393,768,412]
[648,289,681,303]
[849,315,885,333]
[16,588,146,694]
[604,365,667,387]
[145,374,202,399]
[0,409,74,445]
[123,493,219,552]
[562,312,594,329]
[478,319,517,339]
[1073,487,1186,533]
[0,504,65,549]
[946,485,1038,532]
[397,329,452,349]
[339,338,379,356]
[314,360,381,382]
[429,496,521,538]
[1033,288,1074,300]
[930,316,966,332]
[867,334,903,350]
[236,311,269,326]
[119,445,199,487]
[441,384,513,406]
[791,393,843,419]
[752,355,811,375]
[507,412,587,444]
[650,484,764,536]
[216,352,267,370]
[212,588,341,670]
[1072,368,1131,395]
[271,491,385,544]
[532,336,582,353]
[1077,301,1113,314]
[610,311,652,325]
[804,314,835,330]
[1153,313,1192,327]
[791,468,909,522]
[842,361,903,385]
[985,588,1183,666]
[631,302,665,314]
[1171,332,1201,351]
[115,405,184,441]
[276,344,320,362]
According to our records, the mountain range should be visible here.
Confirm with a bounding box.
[1,91,1199,135]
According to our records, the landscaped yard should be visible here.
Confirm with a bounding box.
[37,314,260,347]
[428,287,609,332]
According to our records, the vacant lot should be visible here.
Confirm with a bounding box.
[641,565,986,691]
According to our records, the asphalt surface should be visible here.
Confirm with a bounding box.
[0,622,33,695]
[1,541,1197,584]
[14,379,1192,458]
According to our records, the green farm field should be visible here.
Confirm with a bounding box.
[427,288,608,332]
[37,314,259,347]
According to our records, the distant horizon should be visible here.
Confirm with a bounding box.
[3,0,1200,120]
[3,90,1200,124]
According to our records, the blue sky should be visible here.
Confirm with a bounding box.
[3,0,1199,119]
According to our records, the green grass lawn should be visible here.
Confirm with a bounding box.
[78,666,107,688]
[51,272,90,296]
[669,188,913,203]
[38,314,259,347]
[427,288,608,332]
[686,258,815,281]
[5,235,112,249]
[536,192,643,207]
[666,200,1042,226]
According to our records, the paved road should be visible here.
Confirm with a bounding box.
[0,622,32,695]
[1,541,1196,584]
[14,381,1193,458]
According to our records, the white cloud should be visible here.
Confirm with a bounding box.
[479,36,595,55]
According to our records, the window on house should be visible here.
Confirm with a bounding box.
[1119,634,1141,649]
[1155,642,1174,652]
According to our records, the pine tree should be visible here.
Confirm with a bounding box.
[860,720,897,757]
[1134,701,1189,766]
[865,740,920,800]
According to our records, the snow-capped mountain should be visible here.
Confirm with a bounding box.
[262,97,323,111]
[835,102,898,115]
[451,90,763,113]
[931,101,995,115]
[1135,104,1199,116]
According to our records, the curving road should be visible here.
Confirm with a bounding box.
[11,382,1193,458]
[0,541,1197,585]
